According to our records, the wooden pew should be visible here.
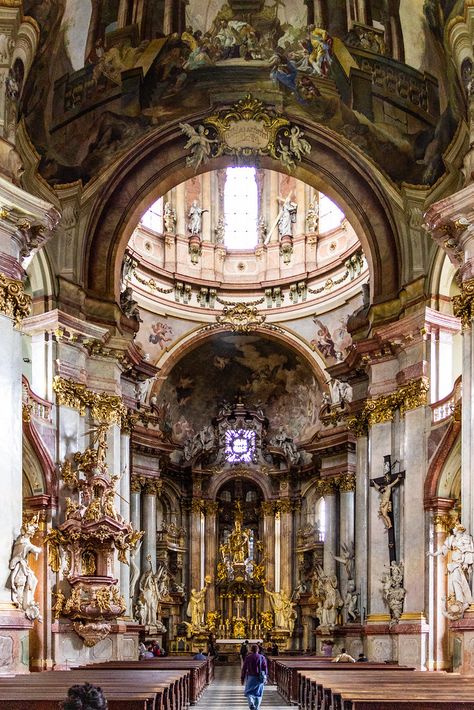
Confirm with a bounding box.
[0,668,189,710]
[76,657,212,703]
[297,669,474,710]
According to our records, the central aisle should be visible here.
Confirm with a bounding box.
[197,664,290,709]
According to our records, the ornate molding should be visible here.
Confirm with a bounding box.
[0,271,31,324]
[349,377,429,432]
[453,278,474,330]
[181,94,311,172]
[52,376,126,424]
[315,478,337,496]
[275,498,293,514]
[215,302,266,333]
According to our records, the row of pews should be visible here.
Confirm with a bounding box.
[0,656,213,710]
[268,656,474,709]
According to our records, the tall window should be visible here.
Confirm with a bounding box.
[318,194,344,233]
[224,167,258,249]
[141,197,163,233]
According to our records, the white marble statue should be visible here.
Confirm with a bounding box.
[381,561,406,627]
[129,539,142,602]
[277,195,297,237]
[9,516,42,621]
[270,427,300,465]
[429,523,474,620]
[180,122,217,170]
[137,555,160,626]
[306,197,319,232]
[334,541,355,581]
[343,580,359,623]
[187,200,206,235]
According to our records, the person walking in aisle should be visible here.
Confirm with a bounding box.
[241,643,268,710]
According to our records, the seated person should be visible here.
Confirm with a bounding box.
[357,652,368,662]
[332,647,356,663]
[62,682,107,710]
[193,648,207,660]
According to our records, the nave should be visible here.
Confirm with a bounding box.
[195,665,290,710]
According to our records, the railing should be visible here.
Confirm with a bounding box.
[431,376,462,424]
[22,376,53,422]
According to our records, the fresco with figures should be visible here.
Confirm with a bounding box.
[20,0,465,187]
[150,332,323,445]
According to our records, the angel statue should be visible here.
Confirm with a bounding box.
[289,126,311,161]
[179,122,218,170]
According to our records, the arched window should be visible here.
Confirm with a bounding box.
[141,197,163,233]
[224,167,258,249]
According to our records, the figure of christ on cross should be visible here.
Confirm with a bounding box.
[234,596,245,618]
[370,456,405,562]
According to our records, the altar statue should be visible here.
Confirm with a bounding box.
[264,585,296,632]
[186,579,209,628]
[227,517,250,564]
[429,522,474,619]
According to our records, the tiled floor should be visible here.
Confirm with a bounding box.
[196,665,290,709]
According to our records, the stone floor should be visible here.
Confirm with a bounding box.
[196,664,290,709]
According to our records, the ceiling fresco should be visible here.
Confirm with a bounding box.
[151,332,323,445]
[19,0,465,188]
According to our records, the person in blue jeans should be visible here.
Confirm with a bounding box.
[241,643,268,710]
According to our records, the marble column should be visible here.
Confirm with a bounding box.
[323,485,337,577]
[338,478,355,600]
[204,501,218,612]
[461,321,474,537]
[262,502,275,611]
[119,431,131,616]
[0,180,57,673]
[279,500,294,596]
[130,478,142,610]
[428,507,451,670]
[142,482,157,569]
[189,499,203,593]
[367,421,392,618]
[355,435,369,622]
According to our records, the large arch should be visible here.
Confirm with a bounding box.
[83,115,402,311]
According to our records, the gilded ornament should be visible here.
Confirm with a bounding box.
[45,529,66,573]
[130,475,145,492]
[52,376,126,423]
[215,302,266,333]
[315,478,336,496]
[260,501,275,515]
[0,272,31,325]
[182,94,311,173]
[453,278,474,330]
[52,590,66,620]
[22,402,32,423]
[336,473,356,492]
[275,498,293,514]
[349,377,429,432]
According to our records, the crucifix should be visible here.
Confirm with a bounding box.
[370,455,405,563]
[234,596,245,619]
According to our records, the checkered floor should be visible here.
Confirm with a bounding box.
[196,665,290,709]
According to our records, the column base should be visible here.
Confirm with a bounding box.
[0,604,34,674]
[449,615,474,674]
[52,620,140,668]
[364,618,428,669]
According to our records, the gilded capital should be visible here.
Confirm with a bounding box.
[130,475,144,493]
[453,278,474,330]
[260,500,275,515]
[275,498,293,514]
[315,478,336,496]
[0,272,31,325]
[337,473,356,492]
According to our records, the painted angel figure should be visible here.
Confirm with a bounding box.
[179,122,217,170]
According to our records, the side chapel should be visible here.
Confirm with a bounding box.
[1,0,474,677]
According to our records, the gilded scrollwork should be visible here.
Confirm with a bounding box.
[0,272,31,324]
[349,377,429,434]
[453,278,474,330]
[52,376,127,424]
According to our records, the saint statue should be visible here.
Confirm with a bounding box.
[429,522,474,619]
[188,200,207,235]
[227,517,250,564]
[138,554,160,627]
[186,579,209,628]
[9,515,42,621]
[264,585,297,632]
[277,195,297,237]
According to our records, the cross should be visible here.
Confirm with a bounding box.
[370,455,405,563]
[234,596,244,618]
